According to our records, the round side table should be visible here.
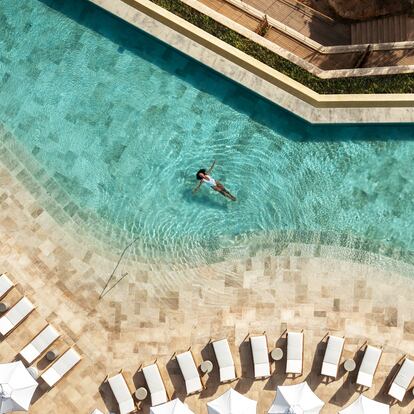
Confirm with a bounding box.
[46,349,59,362]
[0,303,8,313]
[135,387,148,401]
[271,348,284,361]
[344,359,356,372]
[200,360,213,374]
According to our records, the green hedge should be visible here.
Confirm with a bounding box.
[150,0,414,94]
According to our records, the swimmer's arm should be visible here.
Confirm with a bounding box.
[207,159,216,174]
[192,181,203,194]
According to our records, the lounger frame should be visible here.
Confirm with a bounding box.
[173,347,205,394]
[286,329,304,377]
[320,332,345,380]
[249,332,271,379]
[209,338,239,383]
[0,273,14,299]
[141,359,170,405]
[355,342,383,389]
[387,354,414,402]
[41,346,82,387]
[0,296,36,337]
[19,323,60,364]
[104,369,137,412]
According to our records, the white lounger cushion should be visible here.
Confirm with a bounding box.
[212,339,236,382]
[106,373,135,414]
[91,410,104,414]
[286,332,304,374]
[0,297,34,336]
[0,274,13,298]
[143,363,168,406]
[176,351,203,394]
[321,335,345,378]
[356,345,382,388]
[20,324,60,364]
[41,348,81,387]
[388,358,414,401]
[250,335,270,378]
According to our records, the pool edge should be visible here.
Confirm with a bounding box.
[86,0,414,124]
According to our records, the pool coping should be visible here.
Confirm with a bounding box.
[87,0,414,124]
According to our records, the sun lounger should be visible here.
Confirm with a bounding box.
[176,350,203,395]
[143,362,169,406]
[250,335,270,378]
[356,345,382,388]
[286,331,304,375]
[388,357,414,401]
[321,335,345,379]
[41,347,81,387]
[0,297,35,336]
[19,324,60,364]
[104,370,135,414]
[0,274,13,299]
[212,338,237,382]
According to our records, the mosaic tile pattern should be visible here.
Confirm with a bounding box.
[1,162,414,413]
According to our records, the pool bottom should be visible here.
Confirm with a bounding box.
[1,123,413,280]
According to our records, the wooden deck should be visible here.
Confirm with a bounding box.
[197,0,414,70]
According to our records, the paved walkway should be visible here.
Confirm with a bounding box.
[1,157,414,413]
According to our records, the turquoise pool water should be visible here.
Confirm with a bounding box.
[1,0,414,264]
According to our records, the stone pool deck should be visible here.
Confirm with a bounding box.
[1,162,414,413]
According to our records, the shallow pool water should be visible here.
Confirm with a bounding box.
[1,0,414,264]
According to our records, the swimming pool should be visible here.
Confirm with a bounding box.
[1,0,414,266]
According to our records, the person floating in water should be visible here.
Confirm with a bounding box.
[193,160,236,201]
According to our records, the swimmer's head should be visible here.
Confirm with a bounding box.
[196,169,206,180]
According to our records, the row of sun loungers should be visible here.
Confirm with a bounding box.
[106,332,414,413]
[0,273,82,389]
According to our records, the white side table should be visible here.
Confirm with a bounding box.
[344,359,356,372]
[271,348,284,361]
[200,360,213,374]
[135,387,148,401]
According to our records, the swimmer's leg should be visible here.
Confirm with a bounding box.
[217,187,236,201]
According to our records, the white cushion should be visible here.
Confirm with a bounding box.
[143,364,168,406]
[389,383,406,402]
[107,373,135,414]
[321,362,338,378]
[0,319,13,336]
[286,359,302,375]
[212,339,236,382]
[41,368,60,387]
[41,348,81,387]
[286,332,303,374]
[356,345,382,387]
[90,410,104,414]
[0,297,34,335]
[176,351,202,394]
[219,366,236,382]
[250,335,270,378]
[394,358,414,388]
[0,274,13,298]
[321,336,344,377]
[357,371,373,388]
[20,324,60,363]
